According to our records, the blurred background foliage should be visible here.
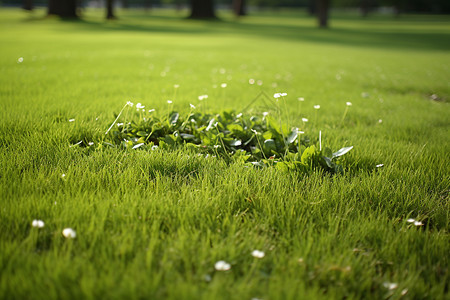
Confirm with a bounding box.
[3,0,450,14]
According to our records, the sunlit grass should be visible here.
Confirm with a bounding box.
[0,7,449,300]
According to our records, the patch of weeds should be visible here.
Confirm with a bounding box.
[74,95,354,174]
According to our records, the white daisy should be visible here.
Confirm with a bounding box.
[32,220,45,228]
[251,250,265,258]
[214,260,231,271]
[62,228,76,239]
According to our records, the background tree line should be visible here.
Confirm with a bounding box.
[11,0,450,14]
[7,0,450,28]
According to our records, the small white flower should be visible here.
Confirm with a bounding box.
[314,105,321,109]
[302,118,308,122]
[213,145,220,149]
[251,129,258,134]
[136,103,145,109]
[401,289,408,296]
[126,101,134,107]
[167,100,172,104]
[346,102,352,106]
[148,109,155,113]
[174,84,180,88]
[262,112,269,117]
[68,119,75,122]
[32,220,45,228]
[151,145,158,151]
[376,164,384,168]
[274,92,287,98]
[190,104,196,109]
[214,260,231,271]
[88,142,94,146]
[383,282,398,290]
[18,57,24,63]
[257,80,263,86]
[378,119,383,123]
[198,95,208,101]
[249,79,255,85]
[61,173,66,178]
[251,250,265,258]
[236,113,243,118]
[117,123,124,126]
[407,218,423,226]
[62,228,76,239]
[298,97,305,101]
[221,83,227,88]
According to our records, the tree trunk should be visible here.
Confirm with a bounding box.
[308,0,315,15]
[23,0,33,11]
[189,0,216,19]
[316,0,329,28]
[106,0,116,19]
[233,0,246,16]
[48,0,78,18]
[360,0,369,17]
[144,0,152,12]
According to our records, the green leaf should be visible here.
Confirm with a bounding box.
[180,133,196,140]
[136,131,148,137]
[263,139,277,154]
[262,131,272,140]
[322,147,332,158]
[275,161,290,171]
[227,124,244,132]
[169,112,179,125]
[301,145,317,164]
[332,146,353,159]
[323,156,334,168]
[286,128,298,144]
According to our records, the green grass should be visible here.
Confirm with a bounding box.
[1,7,449,300]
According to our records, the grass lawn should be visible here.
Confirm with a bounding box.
[0,7,449,300]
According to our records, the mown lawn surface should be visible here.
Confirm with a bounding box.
[0,7,449,300]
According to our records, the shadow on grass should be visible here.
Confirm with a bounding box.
[22,11,450,52]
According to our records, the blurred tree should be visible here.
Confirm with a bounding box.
[308,0,316,15]
[233,0,247,16]
[144,0,152,11]
[189,0,215,18]
[48,0,78,18]
[316,0,329,27]
[360,0,375,17]
[22,0,33,10]
[122,0,129,8]
[106,0,117,19]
